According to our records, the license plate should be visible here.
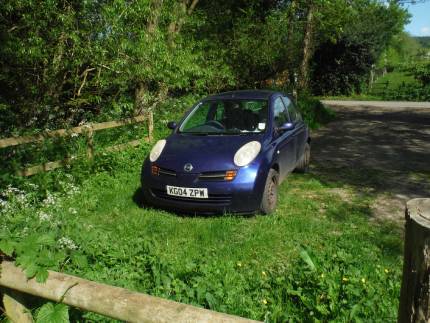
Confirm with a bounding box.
[166,186,208,199]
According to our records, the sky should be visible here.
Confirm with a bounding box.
[404,1,430,36]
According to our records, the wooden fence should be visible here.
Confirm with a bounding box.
[0,112,153,176]
[0,260,259,323]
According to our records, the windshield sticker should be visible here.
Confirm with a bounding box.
[258,123,266,130]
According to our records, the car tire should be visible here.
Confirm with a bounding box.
[260,168,279,215]
[295,142,310,173]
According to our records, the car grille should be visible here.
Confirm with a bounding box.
[158,167,176,177]
[156,168,234,182]
[151,188,232,204]
[198,171,228,181]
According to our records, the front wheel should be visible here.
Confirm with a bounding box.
[295,142,310,173]
[260,169,279,215]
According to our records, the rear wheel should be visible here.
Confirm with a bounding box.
[295,142,310,173]
[260,169,279,215]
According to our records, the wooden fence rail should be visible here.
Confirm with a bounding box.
[0,112,153,176]
[0,261,259,323]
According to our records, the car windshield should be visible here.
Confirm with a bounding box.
[179,99,268,135]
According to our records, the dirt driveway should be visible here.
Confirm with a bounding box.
[313,101,430,222]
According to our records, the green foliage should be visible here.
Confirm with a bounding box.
[366,64,430,101]
[0,0,411,137]
[35,303,69,323]
[297,95,335,129]
[404,61,430,86]
[310,0,408,96]
[414,36,430,49]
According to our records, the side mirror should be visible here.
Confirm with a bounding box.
[277,122,295,132]
[167,121,177,130]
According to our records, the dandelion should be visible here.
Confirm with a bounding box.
[58,237,77,250]
[384,269,389,274]
[342,277,349,282]
[320,273,324,278]
[262,299,267,305]
[262,271,267,276]
[237,262,242,267]
[361,278,366,284]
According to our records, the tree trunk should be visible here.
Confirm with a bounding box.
[168,0,199,42]
[398,198,430,322]
[285,0,298,87]
[134,82,148,115]
[147,0,163,33]
[298,2,315,91]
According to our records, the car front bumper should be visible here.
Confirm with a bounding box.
[141,159,267,214]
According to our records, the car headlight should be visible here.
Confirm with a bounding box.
[149,139,166,162]
[234,141,261,167]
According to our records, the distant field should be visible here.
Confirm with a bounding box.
[368,71,419,97]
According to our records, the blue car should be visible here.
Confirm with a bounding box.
[141,90,310,214]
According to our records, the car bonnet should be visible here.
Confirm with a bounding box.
[155,134,263,173]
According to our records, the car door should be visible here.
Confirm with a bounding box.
[272,96,296,180]
[282,96,307,162]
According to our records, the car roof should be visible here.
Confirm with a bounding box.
[204,90,285,101]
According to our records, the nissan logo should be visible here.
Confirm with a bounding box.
[184,163,193,172]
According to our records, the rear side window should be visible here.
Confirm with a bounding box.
[282,96,302,122]
[273,97,289,127]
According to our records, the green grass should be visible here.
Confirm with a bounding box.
[373,71,418,89]
[1,147,402,322]
[321,70,421,101]
[0,99,402,322]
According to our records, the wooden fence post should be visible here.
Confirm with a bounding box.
[2,289,33,322]
[398,198,430,322]
[148,111,154,142]
[85,126,94,159]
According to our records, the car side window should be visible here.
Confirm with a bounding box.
[273,97,289,127]
[282,96,302,122]
[214,102,225,121]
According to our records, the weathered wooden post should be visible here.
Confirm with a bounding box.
[85,126,94,160]
[148,111,154,142]
[398,198,430,322]
[1,289,33,322]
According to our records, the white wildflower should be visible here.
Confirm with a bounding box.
[28,183,38,189]
[68,207,77,215]
[71,132,79,138]
[43,192,56,206]
[38,211,52,222]
[0,199,7,208]
[58,237,77,250]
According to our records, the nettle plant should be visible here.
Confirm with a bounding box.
[0,177,88,283]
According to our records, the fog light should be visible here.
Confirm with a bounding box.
[224,170,237,181]
[151,165,159,176]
